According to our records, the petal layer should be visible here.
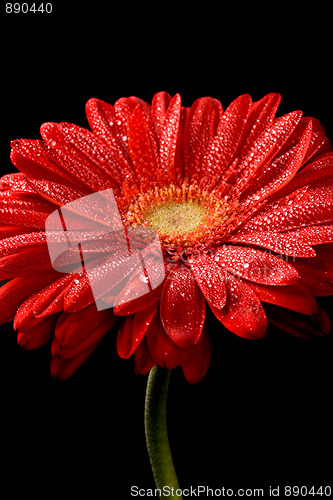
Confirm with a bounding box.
[211,273,268,339]
[160,263,205,348]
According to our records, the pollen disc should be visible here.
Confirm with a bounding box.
[145,201,208,235]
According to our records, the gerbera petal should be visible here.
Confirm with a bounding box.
[85,97,120,141]
[281,117,327,164]
[0,225,36,239]
[292,256,333,296]
[10,139,81,188]
[145,311,188,369]
[0,272,58,325]
[313,242,333,260]
[188,252,227,308]
[112,288,161,316]
[117,303,159,359]
[289,225,333,246]
[0,231,47,257]
[40,123,117,192]
[112,255,172,316]
[0,245,54,278]
[77,252,149,307]
[211,273,268,339]
[160,263,205,348]
[0,172,37,195]
[32,273,76,317]
[159,93,182,183]
[17,315,56,350]
[127,105,160,189]
[63,273,95,312]
[229,110,302,196]
[247,281,318,315]
[0,191,55,211]
[85,98,133,163]
[213,245,299,285]
[184,96,223,180]
[151,91,173,139]
[236,93,281,159]
[0,208,52,229]
[226,230,316,258]
[115,96,151,128]
[85,99,141,188]
[13,274,79,330]
[25,177,90,207]
[112,96,151,149]
[134,338,155,375]
[13,293,38,330]
[266,304,330,338]
[285,152,333,193]
[50,306,116,380]
[303,118,328,162]
[0,200,54,230]
[200,94,252,184]
[50,345,97,380]
[243,185,333,232]
[112,262,163,316]
[241,121,312,205]
[53,303,116,353]
[181,326,212,384]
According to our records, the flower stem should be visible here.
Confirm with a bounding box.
[144,366,182,499]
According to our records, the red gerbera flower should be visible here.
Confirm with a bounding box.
[1,91,333,382]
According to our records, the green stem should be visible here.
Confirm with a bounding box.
[144,366,183,499]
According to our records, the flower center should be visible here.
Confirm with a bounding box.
[121,182,237,259]
[145,201,208,235]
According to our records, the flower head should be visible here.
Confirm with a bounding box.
[1,91,333,382]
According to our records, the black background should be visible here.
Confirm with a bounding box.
[0,4,332,498]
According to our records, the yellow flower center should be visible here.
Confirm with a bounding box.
[145,201,208,235]
[121,182,238,259]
